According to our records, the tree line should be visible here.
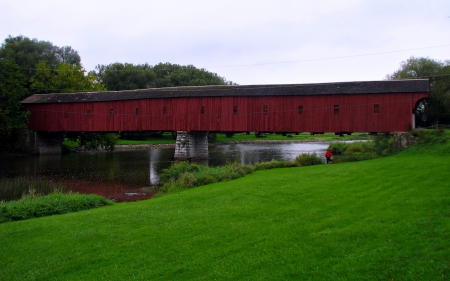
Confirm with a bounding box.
[0,35,234,152]
[1,34,449,152]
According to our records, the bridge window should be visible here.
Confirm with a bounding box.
[136,108,140,116]
[334,105,340,114]
[201,106,205,115]
[263,105,268,115]
[374,104,379,114]
[65,111,68,118]
[87,110,91,118]
[298,105,303,114]
[233,105,238,115]
[163,107,167,115]
[110,109,114,116]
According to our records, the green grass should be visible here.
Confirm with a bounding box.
[1,133,449,280]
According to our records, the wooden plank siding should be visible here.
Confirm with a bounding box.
[23,92,428,134]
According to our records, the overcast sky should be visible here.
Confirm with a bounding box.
[1,0,449,85]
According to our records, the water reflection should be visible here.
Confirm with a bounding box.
[209,142,329,165]
[0,142,330,202]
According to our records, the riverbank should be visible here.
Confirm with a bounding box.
[1,132,449,280]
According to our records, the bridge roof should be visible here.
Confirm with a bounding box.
[21,79,429,104]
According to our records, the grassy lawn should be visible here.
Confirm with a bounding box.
[1,137,449,280]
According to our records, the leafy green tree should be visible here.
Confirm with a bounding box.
[55,46,80,65]
[386,56,450,126]
[94,62,235,90]
[0,35,81,82]
[94,63,157,90]
[30,62,112,151]
[30,62,106,93]
[152,62,233,87]
[29,61,53,94]
[0,60,29,152]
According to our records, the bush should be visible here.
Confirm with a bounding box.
[328,142,349,155]
[413,129,449,144]
[327,140,389,163]
[65,132,120,152]
[159,161,255,194]
[372,134,394,155]
[252,160,296,171]
[178,172,197,188]
[0,193,113,223]
[294,153,323,166]
[160,161,200,184]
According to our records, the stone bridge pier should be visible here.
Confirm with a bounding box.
[174,131,209,161]
[20,131,63,155]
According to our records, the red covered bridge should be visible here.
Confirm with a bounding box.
[21,79,430,158]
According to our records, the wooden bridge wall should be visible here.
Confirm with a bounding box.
[23,92,427,133]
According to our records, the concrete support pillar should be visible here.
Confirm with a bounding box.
[174,131,208,161]
[19,131,63,155]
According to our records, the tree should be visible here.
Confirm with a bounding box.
[0,59,29,152]
[0,35,81,82]
[94,62,235,90]
[56,46,80,65]
[30,61,106,93]
[94,63,157,90]
[29,62,112,151]
[386,56,450,126]
[28,61,53,94]
[152,62,233,87]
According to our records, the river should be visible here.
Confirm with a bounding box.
[0,141,331,202]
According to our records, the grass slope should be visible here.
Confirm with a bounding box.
[1,142,449,280]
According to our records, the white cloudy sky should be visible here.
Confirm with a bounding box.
[1,0,449,85]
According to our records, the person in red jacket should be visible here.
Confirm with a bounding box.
[325,149,333,164]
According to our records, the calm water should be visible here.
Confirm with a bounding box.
[0,142,330,202]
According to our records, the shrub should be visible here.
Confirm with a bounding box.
[327,140,387,163]
[253,160,297,171]
[65,132,120,152]
[294,153,323,166]
[372,134,394,156]
[158,161,255,194]
[160,161,200,184]
[332,153,377,163]
[328,142,349,155]
[178,172,197,188]
[0,193,113,223]
[413,129,449,144]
